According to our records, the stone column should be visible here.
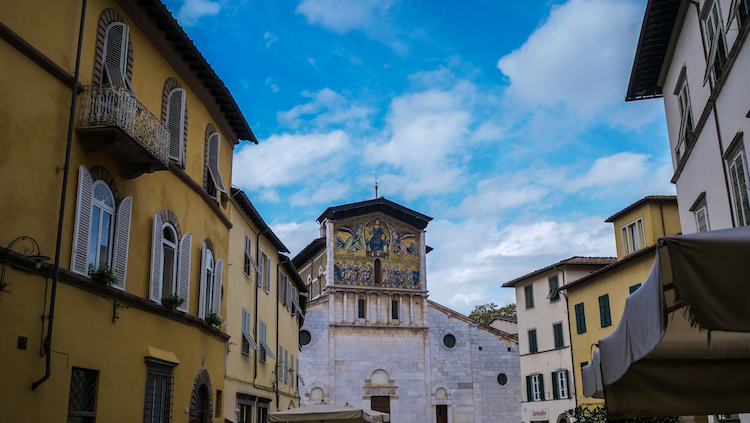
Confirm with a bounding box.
[377,293,381,324]
[343,292,348,324]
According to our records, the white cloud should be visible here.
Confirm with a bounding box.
[175,0,221,26]
[296,0,396,34]
[497,0,647,122]
[289,182,352,207]
[265,77,279,93]
[270,220,322,256]
[277,88,371,129]
[563,152,675,198]
[308,58,318,68]
[232,130,351,190]
[264,31,278,48]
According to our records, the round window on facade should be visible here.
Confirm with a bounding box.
[300,330,312,346]
[497,373,508,386]
[443,334,456,348]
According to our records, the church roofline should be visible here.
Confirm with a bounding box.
[427,300,518,344]
[292,236,326,269]
[317,197,433,230]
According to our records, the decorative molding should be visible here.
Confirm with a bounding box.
[92,9,133,85]
[90,166,120,205]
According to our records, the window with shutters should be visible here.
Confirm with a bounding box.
[728,147,750,226]
[528,374,543,401]
[264,253,271,294]
[574,302,586,334]
[259,320,276,363]
[290,354,295,387]
[674,69,694,162]
[703,0,728,85]
[150,212,191,311]
[198,241,223,319]
[599,294,612,328]
[524,284,534,309]
[102,22,133,92]
[291,286,298,316]
[553,323,564,349]
[621,216,645,255]
[244,234,258,278]
[548,275,560,301]
[731,0,750,28]
[552,370,569,399]
[204,131,227,200]
[528,329,538,353]
[143,363,174,423]
[67,367,98,423]
[71,166,132,291]
[165,87,186,165]
[241,308,259,356]
[690,194,710,233]
[284,348,289,383]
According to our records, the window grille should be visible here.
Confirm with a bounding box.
[68,367,98,422]
[143,367,174,423]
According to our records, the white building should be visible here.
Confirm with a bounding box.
[627,1,750,421]
[489,316,518,336]
[502,257,615,423]
[293,198,521,423]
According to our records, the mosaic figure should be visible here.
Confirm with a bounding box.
[335,223,365,253]
[367,219,388,256]
[389,226,417,258]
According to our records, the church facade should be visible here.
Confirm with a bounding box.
[293,198,521,423]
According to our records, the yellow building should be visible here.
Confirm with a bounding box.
[0,0,256,420]
[225,188,307,422]
[560,196,680,408]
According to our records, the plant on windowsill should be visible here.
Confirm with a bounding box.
[88,264,118,286]
[161,294,185,310]
[205,311,223,328]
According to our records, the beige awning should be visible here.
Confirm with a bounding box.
[268,403,390,423]
[582,227,750,418]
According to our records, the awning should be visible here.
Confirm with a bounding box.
[582,227,750,419]
[269,403,390,423]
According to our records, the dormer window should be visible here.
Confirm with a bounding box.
[621,216,645,255]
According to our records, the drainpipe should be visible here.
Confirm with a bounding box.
[254,228,270,382]
[276,256,290,408]
[555,265,578,402]
[33,0,87,390]
[660,200,667,237]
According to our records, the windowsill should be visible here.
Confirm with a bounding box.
[520,345,570,357]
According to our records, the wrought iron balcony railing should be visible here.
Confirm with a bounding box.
[77,84,170,178]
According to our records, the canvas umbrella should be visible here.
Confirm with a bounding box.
[268,403,390,423]
[581,226,750,418]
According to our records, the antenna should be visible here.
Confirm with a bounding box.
[374,175,379,199]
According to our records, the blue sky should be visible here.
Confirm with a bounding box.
[163,0,675,314]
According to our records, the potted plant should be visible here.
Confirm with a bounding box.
[205,311,223,328]
[161,294,185,310]
[88,264,118,286]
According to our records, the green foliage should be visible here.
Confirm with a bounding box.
[468,302,517,324]
[88,263,118,286]
[206,311,224,328]
[565,405,680,423]
[161,293,185,308]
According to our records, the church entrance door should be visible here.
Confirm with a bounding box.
[371,396,391,422]
[436,405,447,423]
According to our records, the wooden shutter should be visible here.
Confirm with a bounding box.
[199,242,207,319]
[149,213,164,302]
[564,369,570,398]
[552,371,559,399]
[525,284,533,308]
[242,309,259,351]
[177,233,192,312]
[166,88,186,164]
[277,268,283,301]
[111,196,132,290]
[265,257,271,292]
[257,248,264,287]
[284,349,289,382]
[71,166,93,275]
[207,133,227,194]
[526,376,533,402]
[103,22,128,86]
[213,258,223,315]
[539,374,545,400]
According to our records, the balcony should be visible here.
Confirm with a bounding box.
[77,84,170,179]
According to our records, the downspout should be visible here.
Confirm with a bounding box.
[660,200,667,237]
[276,256,291,408]
[555,265,577,403]
[33,0,87,390]
[254,228,270,382]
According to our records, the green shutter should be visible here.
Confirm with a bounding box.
[529,329,537,353]
[599,294,612,327]
[575,303,586,334]
[526,375,533,402]
[539,374,545,400]
[629,284,641,294]
[553,323,563,348]
[548,275,559,300]
[525,285,534,309]
[564,369,570,399]
[552,371,559,399]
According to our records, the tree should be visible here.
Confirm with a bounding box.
[469,302,516,324]
[565,405,679,423]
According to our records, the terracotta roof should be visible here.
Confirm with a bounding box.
[489,315,517,324]
[317,197,432,230]
[502,257,617,287]
[231,188,288,253]
[130,0,256,143]
[625,0,683,101]
[560,245,657,291]
[605,195,677,222]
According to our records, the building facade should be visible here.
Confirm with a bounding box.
[503,257,615,423]
[294,198,521,423]
[559,196,680,409]
[0,0,254,420]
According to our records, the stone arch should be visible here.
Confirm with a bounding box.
[203,123,216,191]
[557,414,571,423]
[161,78,189,166]
[435,387,448,400]
[158,209,182,239]
[189,367,213,423]
[89,166,120,205]
[370,369,390,386]
[309,387,324,403]
[92,8,133,85]
[203,238,215,255]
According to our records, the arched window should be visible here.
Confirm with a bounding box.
[163,78,188,166]
[374,259,381,286]
[93,9,133,87]
[199,240,223,319]
[150,211,192,312]
[204,248,214,316]
[71,166,132,290]
[161,223,178,296]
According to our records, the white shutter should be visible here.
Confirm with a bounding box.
[166,88,186,164]
[103,22,128,86]
[213,258,223,315]
[71,166,93,275]
[257,248,264,288]
[290,354,295,387]
[242,309,260,351]
[177,233,192,312]
[278,269,283,301]
[207,133,227,194]
[265,256,271,293]
[282,278,287,306]
[149,213,163,302]
[111,196,132,290]
[198,242,207,319]
[287,281,292,311]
